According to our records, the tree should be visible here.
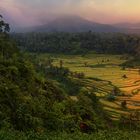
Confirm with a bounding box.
[0,15,18,59]
[60,60,63,68]
[84,62,88,67]
[121,101,127,108]
[138,69,140,75]
[0,15,10,33]
[122,74,127,79]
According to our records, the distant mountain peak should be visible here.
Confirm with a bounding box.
[32,15,120,33]
[16,15,140,33]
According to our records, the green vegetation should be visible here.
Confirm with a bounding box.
[122,57,140,68]
[0,130,140,140]
[33,53,140,120]
[0,16,140,139]
[13,32,140,56]
[14,31,140,68]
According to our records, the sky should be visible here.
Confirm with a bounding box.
[0,0,140,27]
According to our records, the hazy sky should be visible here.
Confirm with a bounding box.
[0,0,140,27]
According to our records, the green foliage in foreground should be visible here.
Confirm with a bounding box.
[0,16,108,132]
[0,15,140,139]
[0,130,139,140]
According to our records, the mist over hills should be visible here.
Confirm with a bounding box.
[33,16,121,33]
[14,15,140,34]
[113,22,140,29]
[113,22,140,34]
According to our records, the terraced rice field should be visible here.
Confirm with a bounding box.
[38,53,140,119]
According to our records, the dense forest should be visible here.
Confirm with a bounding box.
[0,16,140,139]
[13,32,140,67]
[13,32,140,55]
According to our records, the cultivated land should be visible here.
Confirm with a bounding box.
[37,53,140,120]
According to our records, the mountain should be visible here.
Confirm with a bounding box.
[113,22,140,29]
[113,22,140,34]
[30,16,121,33]
[15,15,140,34]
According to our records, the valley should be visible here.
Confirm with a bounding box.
[36,53,140,120]
[1,0,140,138]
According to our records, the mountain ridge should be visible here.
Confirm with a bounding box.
[34,16,121,33]
[17,15,121,33]
[14,15,140,34]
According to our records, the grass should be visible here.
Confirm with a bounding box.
[0,130,140,140]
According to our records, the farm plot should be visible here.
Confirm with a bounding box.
[37,53,140,119]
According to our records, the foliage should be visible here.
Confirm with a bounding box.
[0,130,139,140]
[106,95,116,102]
[13,32,140,56]
[0,17,109,133]
[0,15,10,33]
[0,15,140,139]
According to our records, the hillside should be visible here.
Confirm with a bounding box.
[0,15,110,132]
[22,16,121,33]
[113,22,140,34]
[14,16,140,34]
[1,15,140,139]
[113,22,140,29]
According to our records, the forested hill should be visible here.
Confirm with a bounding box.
[0,15,109,132]
[13,32,140,55]
[0,16,67,131]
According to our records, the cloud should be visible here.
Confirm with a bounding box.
[0,0,140,27]
[0,0,96,26]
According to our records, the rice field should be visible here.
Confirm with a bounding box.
[37,53,140,119]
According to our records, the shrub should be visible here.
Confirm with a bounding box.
[106,94,116,101]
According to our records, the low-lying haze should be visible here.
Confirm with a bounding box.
[0,0,140,29]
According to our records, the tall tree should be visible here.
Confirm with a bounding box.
[0,15,10,33]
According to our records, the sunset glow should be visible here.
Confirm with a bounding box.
[0,0,140,26]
